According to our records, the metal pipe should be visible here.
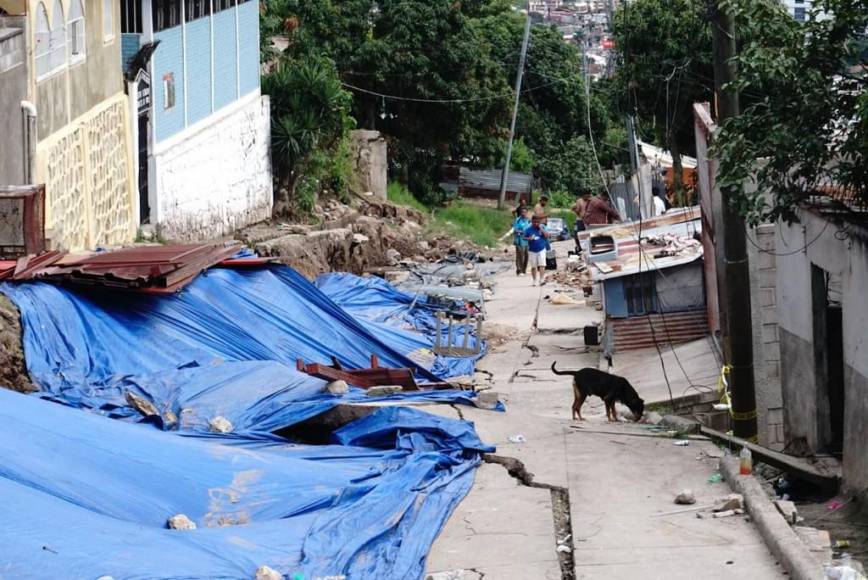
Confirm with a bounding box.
[20,100,37,184]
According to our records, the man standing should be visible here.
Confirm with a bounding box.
[583,190,621,226]
[524,214,550,287]
[534,195,549,222]
[512,206,531,276]
[572,193,589,232]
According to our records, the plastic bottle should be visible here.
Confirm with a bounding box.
[739,447,753,475]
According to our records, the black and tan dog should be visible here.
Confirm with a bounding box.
[551,363,645,422]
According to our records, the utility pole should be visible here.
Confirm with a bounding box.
[710,1,758,442]
[497,4,532,210]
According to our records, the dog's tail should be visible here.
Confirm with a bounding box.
[551,362,578,376]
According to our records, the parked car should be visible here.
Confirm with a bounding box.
[546,217,571,241]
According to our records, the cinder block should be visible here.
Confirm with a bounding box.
[760,288,776,307]
[762,323,779,343]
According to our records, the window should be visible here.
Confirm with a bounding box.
[214,0,233,12]
[103,0,114,41]
[184,0,210,22]
[49,0,66,71]
[67,0,85,62]
[121,0,143,33]
[152,0,180,32]
[794,6,806,21]
[35,2,51,77]
[163,72,175,109]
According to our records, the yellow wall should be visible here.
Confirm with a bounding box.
[35,92,136,250]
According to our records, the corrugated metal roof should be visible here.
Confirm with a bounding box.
[459,168,533,195]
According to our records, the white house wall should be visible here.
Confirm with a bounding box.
[151,91,272,240]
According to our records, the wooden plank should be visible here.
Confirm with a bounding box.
[700,426,840,492]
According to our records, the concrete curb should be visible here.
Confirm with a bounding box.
[720,457,825,580]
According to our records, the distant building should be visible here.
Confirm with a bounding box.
[781,0,811,22]
[121,0,272,240]
[0,0,138,250]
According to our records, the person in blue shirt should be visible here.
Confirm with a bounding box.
[511,206,531,276]
[524,214,550,286]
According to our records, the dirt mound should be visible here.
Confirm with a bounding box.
[0,294,37,393]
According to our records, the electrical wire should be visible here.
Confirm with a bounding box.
[340,78,566,104]
[744,218,831,256]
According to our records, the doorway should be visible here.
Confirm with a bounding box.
[811,265,844,456]
[135,73,151,224]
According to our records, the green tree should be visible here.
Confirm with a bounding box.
[611,0,714,199]
[262,56,355,214]
[715,0,868,224]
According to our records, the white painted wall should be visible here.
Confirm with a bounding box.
[151,91,272,240]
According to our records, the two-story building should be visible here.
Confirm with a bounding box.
[1,0,138,250]
[121,0,272,240]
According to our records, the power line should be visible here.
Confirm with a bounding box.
[340,78,564,104]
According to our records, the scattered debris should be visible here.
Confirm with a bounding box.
[255,565,283,580]
[712,509,737,518]
[324,380,349,395]
[642,411,663,425]
[795,526,834,563]
[557,544,571,553]
[673,439,690,447]
[824,555,865,580]
[708,473,724,484]
[365,385,404,397]
[208,416,234,434]
[167,514,197,530]
[474,391,500,410]
[507,434,527,444]
[714,494,744,512]
[549,293,582,305]
[674,489,697,505]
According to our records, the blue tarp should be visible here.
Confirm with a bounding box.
[0,263,501,578]
[316,273,485,377]
[0,266,490,430]
[0,388,488,579]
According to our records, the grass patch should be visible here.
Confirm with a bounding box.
[387,182,429,214]
[430,202,514,248]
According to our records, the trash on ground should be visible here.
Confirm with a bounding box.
[739,446,753,475]
[673,439,690,446]
[324,380,349,395]
[712,509,737,518]
[550,293,582,305]
[674,489,696,505]
[556,545,571,553]
[827,499,847,511]
[708,473,724,484]
[255,566,283,580]
[508,434,527,444]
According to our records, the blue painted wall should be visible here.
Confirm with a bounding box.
[604,278,629,318]
[213,9,238,110]
[121,33,141,71]
[153,27,185,142]
[237,0,259,96]
[184,17,212,125]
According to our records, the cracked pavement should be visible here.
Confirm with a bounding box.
[425,242,787,579]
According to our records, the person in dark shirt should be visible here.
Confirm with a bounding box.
[524,214,550,287]
[583,191,621,226]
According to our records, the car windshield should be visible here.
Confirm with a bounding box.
[547,217,565,231]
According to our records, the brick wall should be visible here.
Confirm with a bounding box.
[754,224,785,449]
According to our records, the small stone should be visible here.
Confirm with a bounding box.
[714,493,744,512]
[386,248,402,266]
[674,489,697,505]
[255,566,283,580]
[209,416,233,434]
[167,514,197,530]
[125,392,159,417]
[475,391,499,410]
[712,509,736,518]
[365,385,404,397]
[324,380,349,395]
[352,233,369,244]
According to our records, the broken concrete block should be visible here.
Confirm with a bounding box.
[365,385,403,397]
[674,489,697,505]
[661,415,701,434]
[386,248,402,266]
[324,380,349,395]
[209,416,233,434]
[714,494,744,512]
[167,514,197,530]
[255,566,283,580]
[125,392,159,418]
[474,391,499,410]
[712,509,736,518]
[774,499,799,525]
[352,233,369,245]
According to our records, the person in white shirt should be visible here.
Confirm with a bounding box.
[653,191,667,216]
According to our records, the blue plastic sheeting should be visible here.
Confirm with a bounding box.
[0,388,483,579]
[316,273,485,377]
[0,266,495,427]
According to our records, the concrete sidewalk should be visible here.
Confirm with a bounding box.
[426,260,785,579]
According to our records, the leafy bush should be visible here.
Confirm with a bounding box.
[387,182,429,213]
